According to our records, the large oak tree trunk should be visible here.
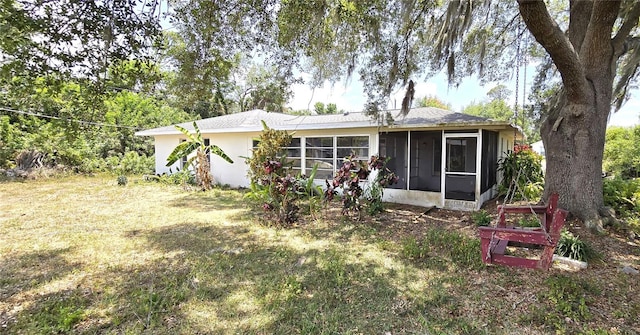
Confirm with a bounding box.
[541,95,610,232]
[519,0,626,232]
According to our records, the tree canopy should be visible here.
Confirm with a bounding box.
[414,95,451,110]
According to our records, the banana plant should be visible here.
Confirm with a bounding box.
[166,122,233,190]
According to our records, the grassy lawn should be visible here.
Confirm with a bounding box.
[1,175,639,334]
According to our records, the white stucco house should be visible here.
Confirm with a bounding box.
[136,108,522,211]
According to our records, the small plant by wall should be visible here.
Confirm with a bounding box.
[470,210,491,226]
[555,230,597,262]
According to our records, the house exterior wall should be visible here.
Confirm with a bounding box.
[150,125,514,210]
[383,189,441,208]
[154,135,181,175]
[153,132,254,188]
[152,127,379,188]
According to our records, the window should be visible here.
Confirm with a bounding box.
[337,136,369,158]
[251,135,369,179]
[305,135,369,179]
[204,138,211,164]
[285,138,302,172]
[432,138,442,174]
[180,139,188,169]
[306,137,334,179]
[380,132,407,190]
[446,138,476,173]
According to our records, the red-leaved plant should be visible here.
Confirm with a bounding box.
[325,154,398,220]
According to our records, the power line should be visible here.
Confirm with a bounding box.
[0,106,143,130]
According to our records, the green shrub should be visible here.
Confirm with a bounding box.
[117,175,128,186]
[497,145,544,201]
[363,155,399,216]
[152,169,196,186]
[326,155,398,220]
[470,210,491,226]
[0,115,23,168]
[298,165,324,218]
[602,177,640,235]
[243,123,306,225]
[245,122,292,185]
[603,177,640,216]
[119,151,154,175]
[604,126,640,179]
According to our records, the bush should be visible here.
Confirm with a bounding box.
[498,145,544,201]
[603,126,640,179]
[245,122,292,185]
[603,177,640,216]
[151,169,196,186]
[325,154,398,220]
[244,124,306,225]
[119,151,154,175]
[364,155,399,215]
[78,152,154,175]
[249,159,302,225]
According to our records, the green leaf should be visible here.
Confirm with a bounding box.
[166,141,199,167]
[209,144,234,164]
[174,124,199,144]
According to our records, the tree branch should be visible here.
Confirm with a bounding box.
[580,1,620,69]
[613,1,640,55]
[567,0,592,53]
[517,0,588,103]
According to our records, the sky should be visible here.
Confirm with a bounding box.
[287,70,640,128]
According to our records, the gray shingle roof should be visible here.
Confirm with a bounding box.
[135,107,510,136]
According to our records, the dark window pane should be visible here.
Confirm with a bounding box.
[337,148,368,158]
[307,137,333,147]
[446,138,476,173]
[337,136,368,147]
[286,148,301,157]
[445,174,475,201]
[287,158,302,168]
[306,159,333,171]
[306,148,333,159]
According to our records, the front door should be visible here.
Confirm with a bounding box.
[442,135,478,201]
